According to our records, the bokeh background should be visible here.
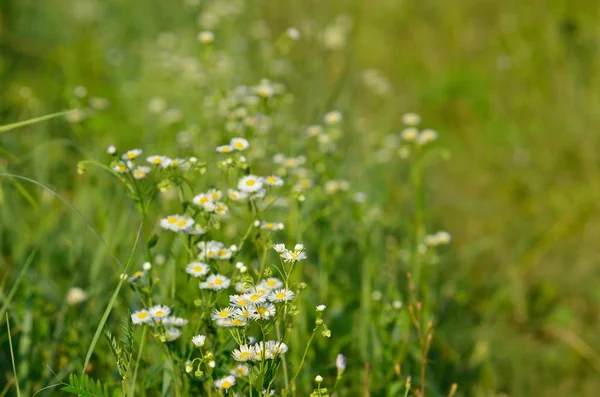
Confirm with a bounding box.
[2,0,600,396]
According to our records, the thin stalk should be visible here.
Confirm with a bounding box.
[130,325,148,397]
[6,313,21,397]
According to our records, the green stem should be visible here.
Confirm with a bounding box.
[130,326,148,397]
[290,324,318,391]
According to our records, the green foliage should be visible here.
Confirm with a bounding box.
[104,311,133,379]
[61,373,110,397]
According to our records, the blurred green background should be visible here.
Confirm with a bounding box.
[2,0,600,396]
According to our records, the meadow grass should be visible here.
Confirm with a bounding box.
[2,0,600,396]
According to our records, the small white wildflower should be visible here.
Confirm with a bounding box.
[286,27,300,40]
[143,262,152,271]
[238,175,264,193]
[402,112,421,126]
[273,243,286,253]
[232,345,253,362]
[268,289,295,302]
[230,364,250,377]
[122,149,142,161]
[401,128,419,142]
[216,144,234,154]
[392,300,403,309]
[306,125,323,137]
[66,287,88,305]
[316,304,326,312]
[192,334,206,347]
[131,309,151,324]
[186,261,210,278]
[198,31,215,44]
[107,145,116,154]
[264,175,284,186]
[324,111,342,125]
[336,353,347,373]
[204,274,231,290]
[132,166,151,180]
[418,129,438,145]
[230,137,249,151]
[315,375,323,383]
[149,305,171,320]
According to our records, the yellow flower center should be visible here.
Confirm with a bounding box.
[234,141,244,149]
[214,278,223,285]
[208,251,216,257]
[222,147,232,153]
[177,220,187,227]
[218,249,228,256]
[133,271,143,277]
[267,177,276,183]
[138,312,148,319]
[200,196,209,204]
[275,293,286,299]
[240,352,250,359]
[127,152,136,159]
[257,307,267,315]
[290,253,298,259]
[249,295,260,301]
[167,217,178,224]
[152,157,162,164]
[222,381,232,388]
[231,319,242,326]
[266,223,274,228]
[155,310,164,317]
[245,179,256,186]
[211,193,219,199]
[239,299,248,306]
[267,280,276,287]
[219,311,229,317]
[193,266,202,272]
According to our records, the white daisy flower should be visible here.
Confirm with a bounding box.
[273,243,286,253]
[192,334,206,347]
[264,175,284,186]
[259,221,284,231]
[198,31,215,44]
[251,303,276,320]
[168,158,186,168]
[149,305,171,320]
[227,317,247,327]
[230,137,249,151]
[230,364,250,377]
[216,144,234,153]
[215,202,228,215]
[205,274,231,290]
[316,304,327,312]
[402,112,421,126]
[268,289,295,302]
[232,345,253,362]
[207,189,222,201]
[281,249,307,263]
[306,125,323,137]
[203,201,216,212]
[243,291,267,305]
[214,375,236,390]
[267,340,289,355]
[113,162,130,174]
[159,215,181,231]
[107,145,116,154]
[122,149,142,160]
[418,129,437,145]
[192,193,213,207]
[173,216,195,231]
[227,189,248,201]
[324,111,342,125]
[401,127,419,142]
[238,175,264,193]
[185,261,210,278]
[132,166,151,180]
[147,155,168,166]
[211,307,235,321]
[131,309,151,325]
[233,308,253,320]
[261,278,283,290]
[229,294,251,307]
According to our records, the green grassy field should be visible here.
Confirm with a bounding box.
[2,0,600,396]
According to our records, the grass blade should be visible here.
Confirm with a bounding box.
[0,110,76,133]
[0,250,38,325]
[7,313,22,397]
[81,223,143,374]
